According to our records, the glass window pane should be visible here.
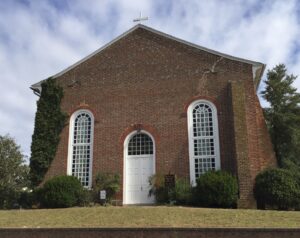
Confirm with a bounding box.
[128,133,153,155]
[72,112,92,187]
[192,102,218,178]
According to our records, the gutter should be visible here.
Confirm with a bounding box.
[30,86,41,97]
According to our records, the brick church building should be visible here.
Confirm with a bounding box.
[31,24,276,208]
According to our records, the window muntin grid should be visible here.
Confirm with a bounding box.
[192,102,217,179]
[73,113,92,144]
[194,157,216,178]
[128,133,153,155]
[72,145,90,187]
[194,138,215,156]
[193,103,213,137]
[71,112,92,187]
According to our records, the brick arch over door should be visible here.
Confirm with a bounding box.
[119,124,160,146]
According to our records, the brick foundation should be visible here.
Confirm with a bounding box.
[1,228,300,238]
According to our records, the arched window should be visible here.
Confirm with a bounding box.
[128,133,153,155]
[187,100,220,185]
[68,110,94,188]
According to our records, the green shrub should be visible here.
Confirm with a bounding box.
[254,168,300,210]
[169,178,192,205]
[31,187,44,208]
[194,170,238,208]
[40,175,85,208]
[149,175,192,205]
[78,188,94,207]
[148,174,169,204]
[0,187,20,209]
[93,173,120,203]
[18,190,34,209]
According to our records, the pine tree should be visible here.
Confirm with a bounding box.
[30,78,67,186]
[261,64,300,167]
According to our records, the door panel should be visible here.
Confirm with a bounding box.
[140,156,154,203]
[126,155,154,204]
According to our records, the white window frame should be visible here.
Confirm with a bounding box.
[123,130,156,204]
[67,109,94,188]
[187,99,221,186]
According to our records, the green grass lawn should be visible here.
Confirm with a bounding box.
[0,206,299,228]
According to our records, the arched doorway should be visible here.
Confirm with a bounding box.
[123,131,155,204]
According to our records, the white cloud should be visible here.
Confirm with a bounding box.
[0,0,299,158]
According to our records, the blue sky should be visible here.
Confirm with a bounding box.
[0,0,300,159]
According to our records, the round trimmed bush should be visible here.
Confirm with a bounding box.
[40,175,85,208]
[194,170,238,208]
[254,168,300,210]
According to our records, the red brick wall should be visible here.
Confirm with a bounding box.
[230,81,254,208]
[255,96,277,169]
[42,27,276,207]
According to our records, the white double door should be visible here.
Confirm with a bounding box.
[125,155,155,204]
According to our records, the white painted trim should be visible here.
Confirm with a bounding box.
[187,100,221,186]
[67,109,94,188]
[30,24,265,92]
[123,130,156,205]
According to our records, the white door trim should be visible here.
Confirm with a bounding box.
[123,130,156,205]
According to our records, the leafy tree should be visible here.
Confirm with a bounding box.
[30,78,67,186]
[0,135,29,209]
[261,64,300,166]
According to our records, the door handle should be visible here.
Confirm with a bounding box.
[141,186,143,191]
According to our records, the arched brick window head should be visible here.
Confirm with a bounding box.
[187,100,221,185]
[68,110,94,188]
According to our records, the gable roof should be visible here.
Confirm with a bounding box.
[31,24,265,94]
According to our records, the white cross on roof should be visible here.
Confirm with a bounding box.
[133,11,148,23]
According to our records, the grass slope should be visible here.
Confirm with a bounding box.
[0,206,299,228]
